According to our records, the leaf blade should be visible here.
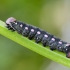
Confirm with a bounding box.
[0,20,70,67]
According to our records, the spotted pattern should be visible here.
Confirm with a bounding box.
[25,27,28,30]
[37,31,41,34]
[51,38,55,41]
[20,24,23,27]
[15,22,17,25]
[59,41,62,44]
[44,34,48,38]
[31,29,34,32]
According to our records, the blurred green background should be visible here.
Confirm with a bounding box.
[0,0,70,70]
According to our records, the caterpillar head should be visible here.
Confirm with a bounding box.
[6,17,16,30]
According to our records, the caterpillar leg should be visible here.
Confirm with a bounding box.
[41,37,49,47]
[28,32,35,40]
[34,31,47,43]
[35,34,43,43]
[41,33,53,47]
[49,37,60,51]
[6,25,15,31]
[28,28,37,40]
[50,46,56,50]
[34,29,41,43]
[22,26,30,37]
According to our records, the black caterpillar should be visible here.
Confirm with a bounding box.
[6,17,70,58]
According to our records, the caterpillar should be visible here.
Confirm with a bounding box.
[6,17,70,58]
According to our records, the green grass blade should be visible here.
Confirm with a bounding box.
[0,20,70,67]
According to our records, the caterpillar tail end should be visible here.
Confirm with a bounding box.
[66,52,70,58]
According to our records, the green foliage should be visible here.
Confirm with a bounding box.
[0,20,70,68]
